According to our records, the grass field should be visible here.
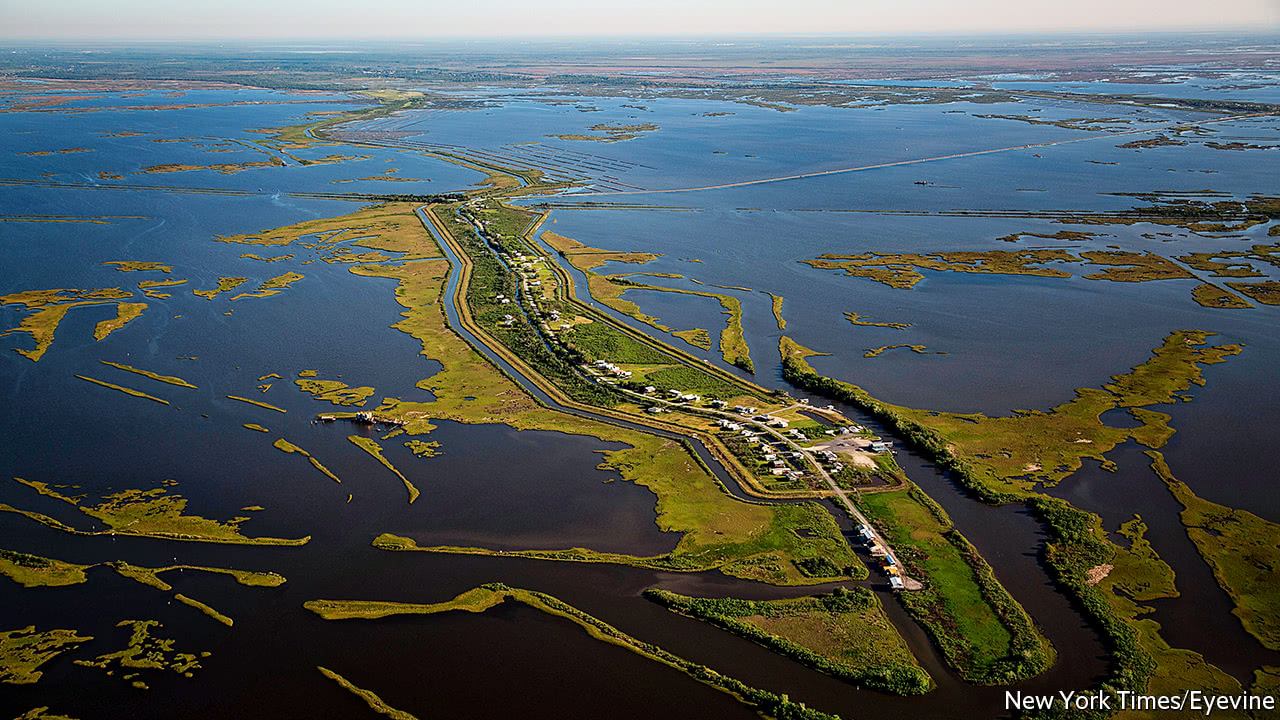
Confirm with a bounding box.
[858,485,1050,684]
[646,588,930,694]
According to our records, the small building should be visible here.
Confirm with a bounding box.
[643,386,656,394]
[889,576,905,591]
[711,400,728,409]
[668,389,684,398]
[769,419,789,428]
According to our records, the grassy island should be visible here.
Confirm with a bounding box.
[318,667,420,720]
[1149,451,1280,651]
[305,584,839,720]
[273,438,342,484]
[348,436,419,504]
[779,327,1254,706]
[1,286,139,361]
[1,482,308,546]
[1,626,93,685]
[645,588,932,695]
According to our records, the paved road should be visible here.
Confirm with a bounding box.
[614,386,919,589]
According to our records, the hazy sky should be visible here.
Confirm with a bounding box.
[2,0,1277,39]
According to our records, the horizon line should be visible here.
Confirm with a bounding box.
[3,26,1277,44]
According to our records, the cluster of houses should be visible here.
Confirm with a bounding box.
[591,360,632,380]
[857,524,906,591]
[715,416,807,481]
[816,449,845,474]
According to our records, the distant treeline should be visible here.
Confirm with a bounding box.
[360,193,467,204]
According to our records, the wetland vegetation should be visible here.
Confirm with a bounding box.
[306,584,841,720]
[855,485,1052,684]
[2,480,308,546]
[645,588,932,694]
[347,435,419,504]
[1,626,92,685]
[273,438,342,484]
[4,42,1278,720]
[780,326,1263,707]
[1,286,142,360]
[1149,452,1280,651]
[318,666,420,720]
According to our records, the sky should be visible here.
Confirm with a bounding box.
[1,0,1278,39]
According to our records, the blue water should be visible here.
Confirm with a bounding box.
[2,77,1278,718]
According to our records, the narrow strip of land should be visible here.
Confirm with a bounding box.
[565,113,1272,197]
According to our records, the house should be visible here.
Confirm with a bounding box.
[643,386,656,394]
[669,389,684,398]
[771,468,786,476]
[762,453,777,461]
[769,419,789,428]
